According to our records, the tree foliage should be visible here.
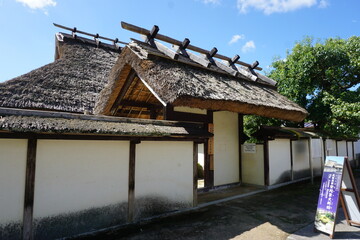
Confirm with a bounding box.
[245,36,360,139]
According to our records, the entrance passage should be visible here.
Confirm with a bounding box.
[197,144,205,189]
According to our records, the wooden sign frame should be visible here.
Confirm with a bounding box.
[339,158,360,227]
[314,156,360,239]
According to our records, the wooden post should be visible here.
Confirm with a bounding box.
[22,138,37,240]
[320,137,325,172]
[290,140,294,181]
[263,138,269,186]
[205,110,214,188]
[193,142,198,207]
[336,140,339,156]
[128,140,138,223]
[238,114,243,184]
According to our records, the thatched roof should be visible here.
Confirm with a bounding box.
[0,30,307,122]
[95,40,308,122]
[0,33,120,114]
[0,107,209,137]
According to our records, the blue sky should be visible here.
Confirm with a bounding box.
[0,0,359,82]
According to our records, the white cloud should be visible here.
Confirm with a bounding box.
[237,0,328,15]
[318,0,329,8]
[16,0,56,10]
[242,40,256,53]
[229,34,245,45]
[202,0,221,4]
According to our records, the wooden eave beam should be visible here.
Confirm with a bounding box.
[121,21,262,70]
[110,69,138,115]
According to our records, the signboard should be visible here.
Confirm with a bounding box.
[315,156,344,236]
[315,156,360,238]
[243,143,256,153]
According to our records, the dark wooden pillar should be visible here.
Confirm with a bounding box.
[263,138,269,186]
[128,140,139,223]
[22,138,37,240]
[290,139,294,181]
[205,110,214,188]
[238,114,243,184]
[193,142,198,206]
[336,140,339,156]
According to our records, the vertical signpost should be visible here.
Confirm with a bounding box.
[314,156,360,238]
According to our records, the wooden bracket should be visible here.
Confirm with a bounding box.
[176,38,190,58]
[206,47,218,61]
[228,55,240,67]
[72,27,77,39]
[146,25,160,47]
[94,33,100,47]
[250,60,259,70]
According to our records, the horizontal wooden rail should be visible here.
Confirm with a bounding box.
[53,23,128,45]
[121,21,262,71]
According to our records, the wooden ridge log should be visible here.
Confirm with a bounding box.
[121,21,262,70]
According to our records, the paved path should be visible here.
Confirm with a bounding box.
[288,210,360,240]
[74,171,360,240]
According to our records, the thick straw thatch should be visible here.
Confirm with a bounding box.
[0,108,208,137]
[0,33,119,114]
[95,41,308,122]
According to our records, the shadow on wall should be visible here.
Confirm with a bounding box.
[272,170,291,185]
[134,196,192,221]
[0,221,22,240]
[33,202,127,240]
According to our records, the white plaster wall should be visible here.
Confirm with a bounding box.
[213,111,239,186]
[241,144,264,186]
[268,139,291,185]
[325,139,337,156]
[355,137,360,156]
[292,139,310,179]
[311,139,324,176]
[0,139,27,224]
[347,142,354,160]
[135,141,193,203]
[33,140,129,218]
[337,140,347,157]
[173,106,207,115]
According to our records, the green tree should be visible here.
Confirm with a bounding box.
[245,36,360,139]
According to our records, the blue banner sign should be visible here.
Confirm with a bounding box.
[315,156,345,235]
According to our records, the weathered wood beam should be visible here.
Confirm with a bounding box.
[0,132,210,142]
[121,21,262,70]
[233,65,258,82]
[212,58,240,77]
[54,23,127,45]
[140,35,179,60]
[22,138,37,240]
[110,69,138,115]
